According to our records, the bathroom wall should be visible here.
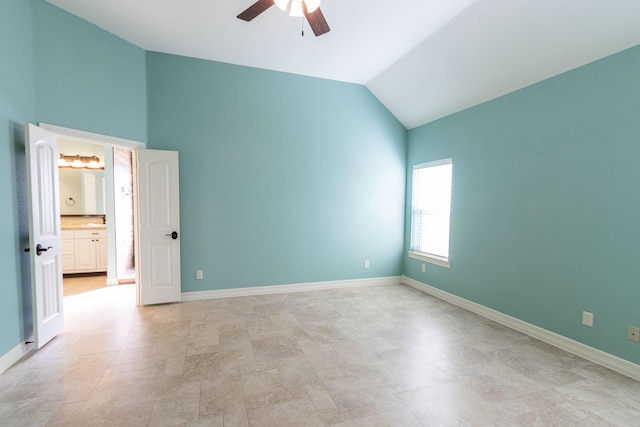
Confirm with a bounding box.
[58,139,106,215]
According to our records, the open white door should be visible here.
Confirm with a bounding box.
[26,124,64,349]
[135,149,181,305]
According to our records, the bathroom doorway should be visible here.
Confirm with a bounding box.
[57,139,136,297]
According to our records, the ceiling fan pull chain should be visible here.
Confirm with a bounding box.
[301,17,305,36]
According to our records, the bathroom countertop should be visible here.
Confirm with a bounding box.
[61,223,106,230]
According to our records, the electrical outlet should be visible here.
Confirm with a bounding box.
[582,311,594,327]
[628,326,640,343]
[196,270,203,280]
[364,260,370,269]
[421,264,426,273]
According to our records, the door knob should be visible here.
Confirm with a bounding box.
[36,244,53,256]
[165,231,178,240]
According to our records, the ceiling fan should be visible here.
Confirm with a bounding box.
[237,0,330,37]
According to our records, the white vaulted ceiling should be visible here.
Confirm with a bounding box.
[46,0,640,129]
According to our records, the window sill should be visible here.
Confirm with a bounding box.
[408,251,450,268]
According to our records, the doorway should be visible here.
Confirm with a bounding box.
[36,122,180,308]
[49,126,141,299]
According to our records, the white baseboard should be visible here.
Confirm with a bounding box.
[0,341,33,376]
[181,276,403,302]
[402,275,640,382]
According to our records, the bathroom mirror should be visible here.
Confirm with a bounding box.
[59,169,106,215]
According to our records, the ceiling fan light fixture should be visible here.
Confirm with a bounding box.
[237,0,330,37]
[274,0,289,11]
[289,0,303,17]
[305,0,321,13]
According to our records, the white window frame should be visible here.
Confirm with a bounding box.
[409,158,452,268]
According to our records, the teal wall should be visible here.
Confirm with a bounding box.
[146,53,407,291]
[404,45,640,364]
[33,0,147,142]
[0,0,147,358]
[0,0,37,358]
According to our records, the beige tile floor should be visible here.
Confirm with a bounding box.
[63,274,108,296]
[1,281,639,426]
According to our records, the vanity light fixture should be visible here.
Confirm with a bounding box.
[71,156,84,168]
[58,154,103,170]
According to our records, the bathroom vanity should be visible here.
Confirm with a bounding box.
[61,217,107,274]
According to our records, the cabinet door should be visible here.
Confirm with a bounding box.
[61,238,75,272]
[62,254,75,272]
[74,239,97,271]
[96,239,108,270]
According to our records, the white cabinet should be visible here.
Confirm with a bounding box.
[62,229,107,274]
[96,237,108,270]
[74,238,97,271]
[61,230,75,272]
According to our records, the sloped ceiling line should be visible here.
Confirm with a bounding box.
[46,0,640,129]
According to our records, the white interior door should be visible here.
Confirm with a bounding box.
[135,149,181,305]
[26,124,64,349]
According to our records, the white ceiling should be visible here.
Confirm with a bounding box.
[46,0,640,129]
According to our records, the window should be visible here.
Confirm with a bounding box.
[409,159,452,267]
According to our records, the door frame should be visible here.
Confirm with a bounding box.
[39,123,145,305]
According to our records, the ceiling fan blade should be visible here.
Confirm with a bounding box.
[304,6,330,36]
[237,0,274,21]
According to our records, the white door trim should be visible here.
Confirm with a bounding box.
[39,123,145,150]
